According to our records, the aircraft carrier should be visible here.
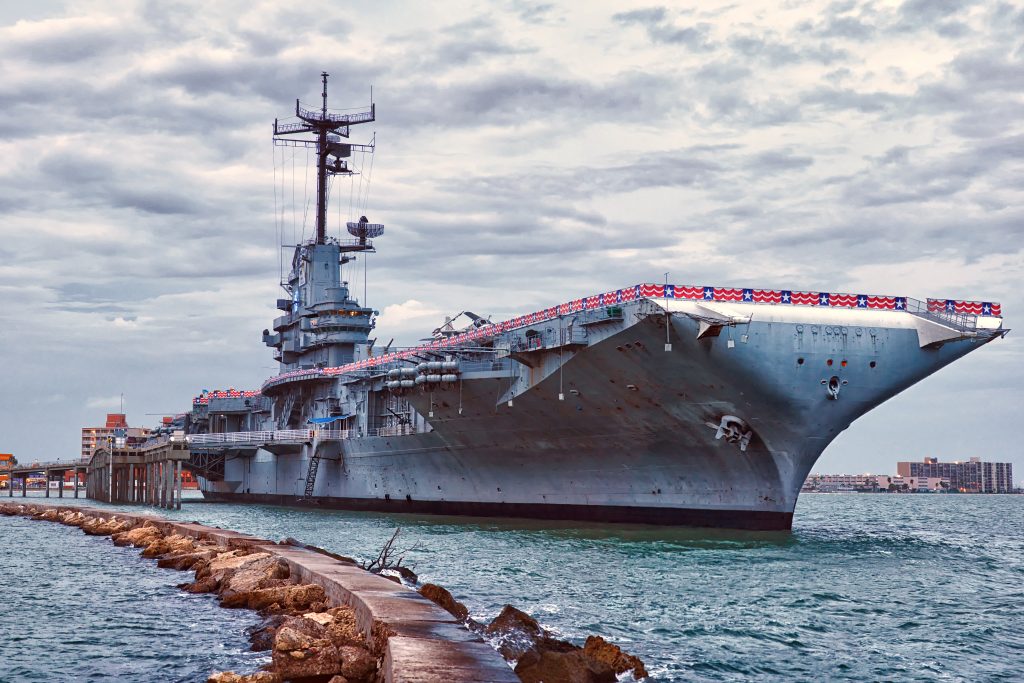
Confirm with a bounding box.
[181,75,1008,530]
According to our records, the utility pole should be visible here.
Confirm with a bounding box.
[107,435,113,503]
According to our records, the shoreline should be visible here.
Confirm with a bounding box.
[0,502,647,683]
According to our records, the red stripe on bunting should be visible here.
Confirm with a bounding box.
[753,289,781,303]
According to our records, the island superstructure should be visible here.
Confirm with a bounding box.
[180,75,1008,530]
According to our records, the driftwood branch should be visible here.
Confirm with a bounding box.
[361,528,421,582]
[362,527,402,573]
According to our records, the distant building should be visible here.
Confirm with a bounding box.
[874,475,948,492]
[80,413,150,461]
[802,473,952,493]
[897,457,1014,493]
[0,453,14,489]
[802,473,878,492]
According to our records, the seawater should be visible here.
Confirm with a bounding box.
[2,493,1022,682]
[0,511,265,682]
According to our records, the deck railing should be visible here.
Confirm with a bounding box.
[187,430,311,447]
[185,425,426,448]
[905,297,978,332]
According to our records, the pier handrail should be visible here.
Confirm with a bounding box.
[8,459,85,472]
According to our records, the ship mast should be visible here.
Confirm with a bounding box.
[273,72,376,245]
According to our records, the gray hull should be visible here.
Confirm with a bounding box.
[199,306,999,530]
[186,84,1007,530]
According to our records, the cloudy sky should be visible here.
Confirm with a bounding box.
[0,0,1021,480]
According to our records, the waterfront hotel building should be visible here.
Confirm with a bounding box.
[79,413,150,461]
[897,457,1013,493]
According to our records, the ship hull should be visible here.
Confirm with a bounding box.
[197,305,998,530]
[184,83,1007,532]
[200,490,793,530]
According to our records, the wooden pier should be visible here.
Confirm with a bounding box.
[6,461,87,499]
[5,437,190,509]
[85,437,190,509]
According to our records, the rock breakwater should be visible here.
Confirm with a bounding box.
[1,502,647,682]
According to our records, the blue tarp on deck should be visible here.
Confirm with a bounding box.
[307,415,352,425]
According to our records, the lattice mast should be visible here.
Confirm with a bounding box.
[273,72,376,245]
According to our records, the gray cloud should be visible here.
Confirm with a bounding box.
[510,1,556,24]
[728,34,849,66]
[612,6,714,50]
[897,0,972,27]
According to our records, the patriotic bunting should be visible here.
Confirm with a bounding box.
[257,281,1002,394]
[193,389,261,405]
[928,298,1001,317]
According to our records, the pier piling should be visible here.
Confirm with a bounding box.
[80,437,189,509]
[6,440,187,508]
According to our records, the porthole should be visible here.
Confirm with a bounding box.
[826,359,833,366]
[869,361,877,368]
[797,357,805,365]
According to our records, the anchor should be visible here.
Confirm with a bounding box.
[826,376,841,400]
[707,415,753,452]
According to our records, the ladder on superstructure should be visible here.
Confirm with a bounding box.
[304,439,321,498]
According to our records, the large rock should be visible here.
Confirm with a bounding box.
[271,616,341,679]
[338,645,375,681]
[514,649,616,683]
[324,606,363,648]
[485,605,545,660]
[179,576,220,594]
[206,672,280,683]
[141,533,196,558]
[583,635,648,679]
[158,548,221,571]
[57,510,87,527]
[220,556,291,597]
[248,615,288,652]
[222,583,327,612]
[275,625,317,652]
[81,517,130,536]
[112,524,163,548]
[195,550,244,578]
[303,611,336,626]
[273,643,341,680]
[199,551,271,583]
[419,583,470,622]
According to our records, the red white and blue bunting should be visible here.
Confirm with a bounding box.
[257,282,1002,392]
[637,284,909,310]
[927,298,1001,317]
[193,389,261,406]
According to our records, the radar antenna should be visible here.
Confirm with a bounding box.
[273,72,376,245]
[347,215,385,245]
